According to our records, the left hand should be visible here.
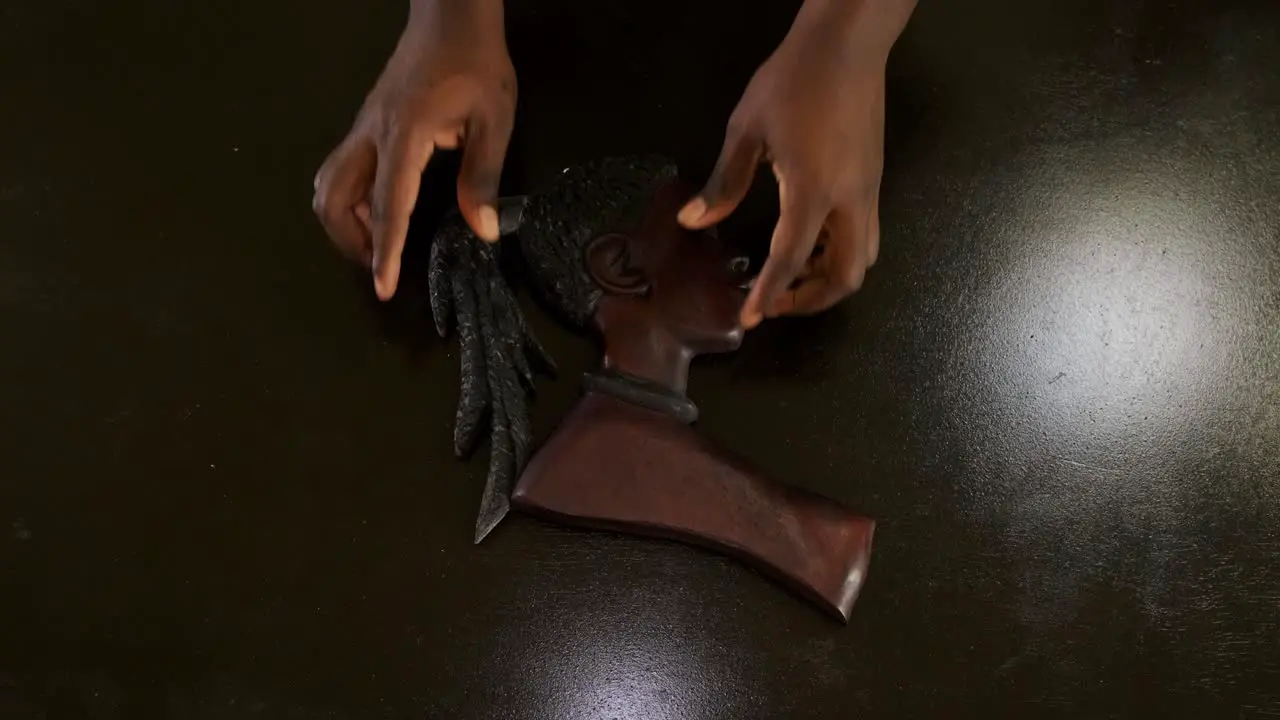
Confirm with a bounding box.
[678,2,899,329]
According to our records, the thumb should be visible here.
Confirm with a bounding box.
[457,109,514,242]
[679,126,762,230]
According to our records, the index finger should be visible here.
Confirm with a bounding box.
[739,171,829,328]
[370,126,435,300]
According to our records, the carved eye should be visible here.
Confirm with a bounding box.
[727,256,753,290]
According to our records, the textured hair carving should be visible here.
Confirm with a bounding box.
[517,155,677,328]
[428,155,677,540]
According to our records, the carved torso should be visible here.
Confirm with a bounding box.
[512,388,876,621]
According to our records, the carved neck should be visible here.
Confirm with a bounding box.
[595,307,692,396]
[583,370,699,424]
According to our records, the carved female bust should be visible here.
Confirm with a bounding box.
[430,157,874,620]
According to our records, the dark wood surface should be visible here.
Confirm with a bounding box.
[2,0,1278,717]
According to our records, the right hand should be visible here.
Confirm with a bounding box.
[313,0,515,300]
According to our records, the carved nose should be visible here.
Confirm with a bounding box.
[726,326,745,348]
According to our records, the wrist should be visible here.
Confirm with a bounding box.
[408,0,505,37]
[411,0,504,15]
[793,0,916,61]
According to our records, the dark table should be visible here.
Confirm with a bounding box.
[3,0,1278,717]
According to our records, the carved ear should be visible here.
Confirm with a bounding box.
[585,233,650,296]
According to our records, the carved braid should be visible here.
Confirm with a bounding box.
[426,156,679,518]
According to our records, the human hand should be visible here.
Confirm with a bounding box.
[313,0,514,300]
[679,0,914,328]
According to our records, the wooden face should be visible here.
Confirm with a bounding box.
[586,181,752,356]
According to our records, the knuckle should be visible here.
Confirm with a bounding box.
[494,69,518,106]
[794,167,835,202]
[474,104,512,142]
[834,260,867,294]
[313,143,348,192]
[369,198,387,225]
[382,115,408,146]
[804,187,836,215]
[380,109,418,147]
[841,178,878,207]
[725,109,755,142]
[311,187,335,220]
[725,116,746,139]
[858,187,878,209]
[777,249,808,277]
[484,98,515,130]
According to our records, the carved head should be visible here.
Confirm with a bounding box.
[518,156,751,356]
[428,156,751,534]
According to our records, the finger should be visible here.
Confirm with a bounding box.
[791,228,830,283]
[355,201,372,236]
[739,171,828,328]
[770,206,865,316]
[457,108,514,242]
[678,120,763,229]
[312,138,376,266]
[370,126,435,300]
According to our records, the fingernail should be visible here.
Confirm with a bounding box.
[478,205,500,242]
[677,197,707,227]
[373,264,395,300]
[740,308,763,329]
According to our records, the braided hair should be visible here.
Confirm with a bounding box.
[428,155,678,540]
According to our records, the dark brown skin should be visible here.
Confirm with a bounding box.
[313,0,513,300]
[313,0,916,320]
[679,0,917,328]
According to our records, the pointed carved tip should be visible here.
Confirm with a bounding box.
[473,496,510,544]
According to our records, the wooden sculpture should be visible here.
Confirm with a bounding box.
[429,156,874,620]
